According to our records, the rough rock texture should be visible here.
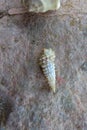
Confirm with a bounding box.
[0,0,87,130]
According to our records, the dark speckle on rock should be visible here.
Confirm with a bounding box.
[80,62,87,72]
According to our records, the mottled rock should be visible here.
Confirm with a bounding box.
[0,0,87,130]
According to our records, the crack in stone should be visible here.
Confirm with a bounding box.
[0,8,87,19]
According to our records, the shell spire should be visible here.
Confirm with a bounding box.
[39,48,56,93]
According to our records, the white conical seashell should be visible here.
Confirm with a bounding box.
[39,48,56,93]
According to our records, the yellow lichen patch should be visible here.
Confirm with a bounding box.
[21,0,60,13]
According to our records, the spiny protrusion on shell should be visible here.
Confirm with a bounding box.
[0,91,13,126]
[39,48,56,93]
[21,0,60,13]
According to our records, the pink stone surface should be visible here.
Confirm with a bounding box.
[0,0,87,130]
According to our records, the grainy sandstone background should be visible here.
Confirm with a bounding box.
[0,0,87,130]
